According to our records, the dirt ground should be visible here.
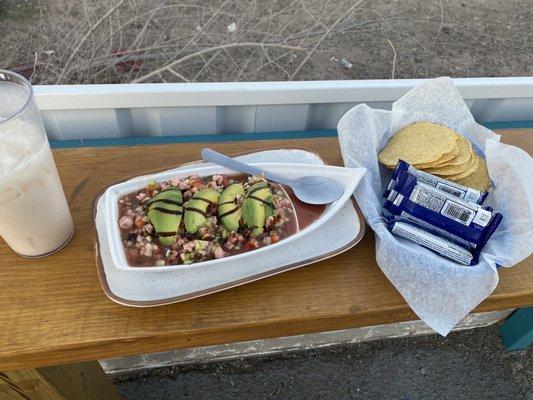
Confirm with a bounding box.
[0,0,532,84]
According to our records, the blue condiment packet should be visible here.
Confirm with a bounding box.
[386,218,475,265]
[384,169,502,254]
[384,160,488,204]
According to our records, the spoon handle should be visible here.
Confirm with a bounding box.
[201,148,292,185]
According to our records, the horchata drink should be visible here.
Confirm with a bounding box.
[0,70,73,257]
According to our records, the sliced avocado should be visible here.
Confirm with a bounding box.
[184,188,219,234]
[265,194,274,219]
[242,182,273,236]
[218,183,244,232]
[146,188,183,246]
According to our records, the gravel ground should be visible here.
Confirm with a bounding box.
[114,323,532,400]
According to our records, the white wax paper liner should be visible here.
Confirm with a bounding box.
[337,77,533,336]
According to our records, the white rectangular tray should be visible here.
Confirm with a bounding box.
[93,148,366,306]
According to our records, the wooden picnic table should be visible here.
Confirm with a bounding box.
[0,128,532,399]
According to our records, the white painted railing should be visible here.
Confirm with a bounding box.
[34,77,533,140]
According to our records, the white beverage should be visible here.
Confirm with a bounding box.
[0,76,73,257]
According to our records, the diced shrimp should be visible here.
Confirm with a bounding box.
[141,243,153,257]
[119,216,134,230]
[183,241,195,252]
[214,246,226,259]
[142,223,154,234]
[248,174,266,184]
[265,216,275,229]
[136,192,147,201]
[170,178,181,187]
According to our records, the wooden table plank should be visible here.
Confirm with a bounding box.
[0,130,531,371]
[0,361,122,400]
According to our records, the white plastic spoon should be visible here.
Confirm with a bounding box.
[201,148,343,205]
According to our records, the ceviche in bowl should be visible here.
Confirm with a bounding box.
[116,172,317,267]
[102,162,363,271]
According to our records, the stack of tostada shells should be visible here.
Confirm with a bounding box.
[378,121,490,191]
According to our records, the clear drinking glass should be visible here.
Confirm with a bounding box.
[0,70,74,257]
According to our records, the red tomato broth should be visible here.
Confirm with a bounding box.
[283,186,326,230]
[117,174,325,267]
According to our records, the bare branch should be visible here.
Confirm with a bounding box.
[173,0,231,59]
[55,0,126,84]
[167,68,190,82]
[133,42,306,83]
[386,38,397,79]
[437,0,444,36]
[90,4,206,58]
[289,0,366,80]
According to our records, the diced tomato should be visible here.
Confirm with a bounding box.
[134,216,146,228]
[192,180,205,189]
[246,238,260,249]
